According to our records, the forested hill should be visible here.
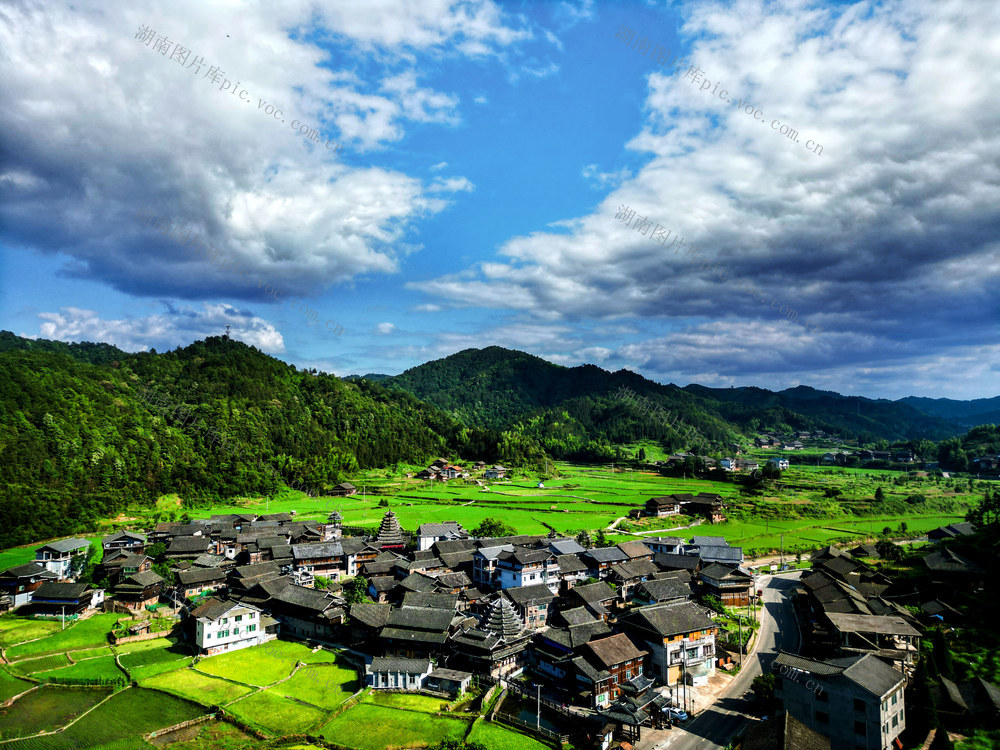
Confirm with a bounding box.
[384,347,966,456]
[0,335,541,549]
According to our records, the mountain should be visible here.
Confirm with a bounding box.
[900,395,1000,428]
[0,334,541,549]
[384,347,966,454]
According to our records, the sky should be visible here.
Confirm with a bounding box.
[1,0,998,401]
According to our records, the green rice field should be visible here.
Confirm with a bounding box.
[196,640,333,686]
[0,685,111,738]
[318,703,472,750]
[467,720,552,750]
[275,664,358,709]
[6,614,123,661]
[226,689,326,734]
[0,668,33,702]
[37,654,124,681]
[141,668,254,706]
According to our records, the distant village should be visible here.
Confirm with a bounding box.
[0,454,990,749]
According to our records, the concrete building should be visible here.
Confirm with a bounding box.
[191,597,274,655]
[774,652,906,750]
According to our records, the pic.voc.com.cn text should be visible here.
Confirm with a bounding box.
[134,24,344,154]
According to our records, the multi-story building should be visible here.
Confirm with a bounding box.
[504,584,555,629]
[619,601,717,686]
[191,597,274,655]
[496,547,559,591]
[35,539,90,580]
[572,633,649,708]
[416,522,468,551]
[101,531,147,554]
[774,652,906,750]
[699,563,753,606]
[473,545,514,590]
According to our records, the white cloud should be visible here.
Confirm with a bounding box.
[375,322,397,334]
[430,161,449,171]
[31,304,286,354]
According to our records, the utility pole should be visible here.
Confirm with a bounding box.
[780,534,784,569]
[739,615,743,667]
[61,605,65,630]
[537,683,541,732]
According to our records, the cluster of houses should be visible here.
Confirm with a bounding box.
[412,458,508,482]
[637,492,729,524]
[0,502,763,743]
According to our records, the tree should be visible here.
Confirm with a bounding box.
[898,521,908,534]
[874,487,885,502]
[751,673,776,713]
[881,526,892,537]
[875,539,901,561]
[575,530,592,548]
[147,542,166,559]
[637,447,646,462]
[594,529,611,547]
[378,499,389,508]
[472,517,517,538]
[343,576,370,604]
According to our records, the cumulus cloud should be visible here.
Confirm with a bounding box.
[375,322,397,334]
[410,0,1000,396]
[30,304,285,354]
[0,0,509,304]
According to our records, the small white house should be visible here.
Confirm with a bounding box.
[768,457,789,470]
[367,657,433,690]
[191,598,274,655]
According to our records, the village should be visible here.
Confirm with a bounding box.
[0,455,993,750]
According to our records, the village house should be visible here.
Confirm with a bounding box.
[267,583,345,641]
[451,596,532,677]
[619,601,718,686]
[176,567,227,600]
[416,521,468,551]
[642,537,685,556]
[113,570,165,610]
[774,652,906,750]
[496,547,560,591]
[504,584,555,629]
[0,563,56,608]
[367,657,433,690]
[572,633,649,708]
[102,531,147,554]
[191,597,275,655]
[644,496,681,517]
[27,582,104,616]
[699,563,753,606]
[583,547,629,578]
[767,457,790,470]
[484,465,507,479]
[329,482,357,496]
[555,553,589,590]
[35,538,90,580]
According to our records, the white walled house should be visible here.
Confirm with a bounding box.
[768,457,790,470]
[35,538,90,580]
[191,597,274,656]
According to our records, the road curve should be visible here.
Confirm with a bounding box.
[654,572,802,750]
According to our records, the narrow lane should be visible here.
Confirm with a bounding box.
[654,572,802,750]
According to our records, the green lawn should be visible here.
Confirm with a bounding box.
[129,657,195,682]
[467,720,552,750]
[276,664,358,710]
[0,685,112,738]
[226,689,326,734]
[141,668,254,706]
[37,654,124,681]
[6,614,123,660]
[196,640,327,686]
[318,703,471,750]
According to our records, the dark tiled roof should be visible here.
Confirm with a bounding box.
[923,547,983,574]
[556,554,588,574]
[349,603,391,628]
[616,541,654,559]
[177,567,227,585]
[402,591,459,610]
[583,633,647,668]
[572,582,618,604]
[38,538,90,553]
[625,601,715,637]
[370,656,430,673]
[637,578,690,602]
[585,548,628,564]
[504,584,555,606]
[842,654,906,697]
[1,563,52,579]
[387,606,454,632]
[33,582,91,600]
[653,553,700,571]
[482,596,524,638]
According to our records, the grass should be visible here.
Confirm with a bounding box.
[141,668,254,706]
[362,690,448,712]
[37,655,124,681]
[226,689,326,734]
[128,657,194,682]
[318,703,471,750]
[0,668,34,703]
[467,720,552,750]
[149,720,257,750]
[0,685,112,738]
[8,653,71,674]
[73,646,114,660]
[53,687,206,748]
[196,640,324,686]
[0,617,62,647]
[6,614,123,661]
[275,665,358,710]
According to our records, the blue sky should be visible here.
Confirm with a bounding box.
[1,0,998,400]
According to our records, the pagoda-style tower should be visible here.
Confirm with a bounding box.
[375,510,405,550]
[482,596,524,639]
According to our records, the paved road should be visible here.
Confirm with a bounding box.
[653,572,802,750]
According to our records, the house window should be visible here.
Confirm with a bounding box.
[892,715,898,727]
[854,698,866,712]
[891,691,897,705]
[854,720,866,735]
[235,615,243,622]
[816,690,828,702]
[815,711,828,724]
